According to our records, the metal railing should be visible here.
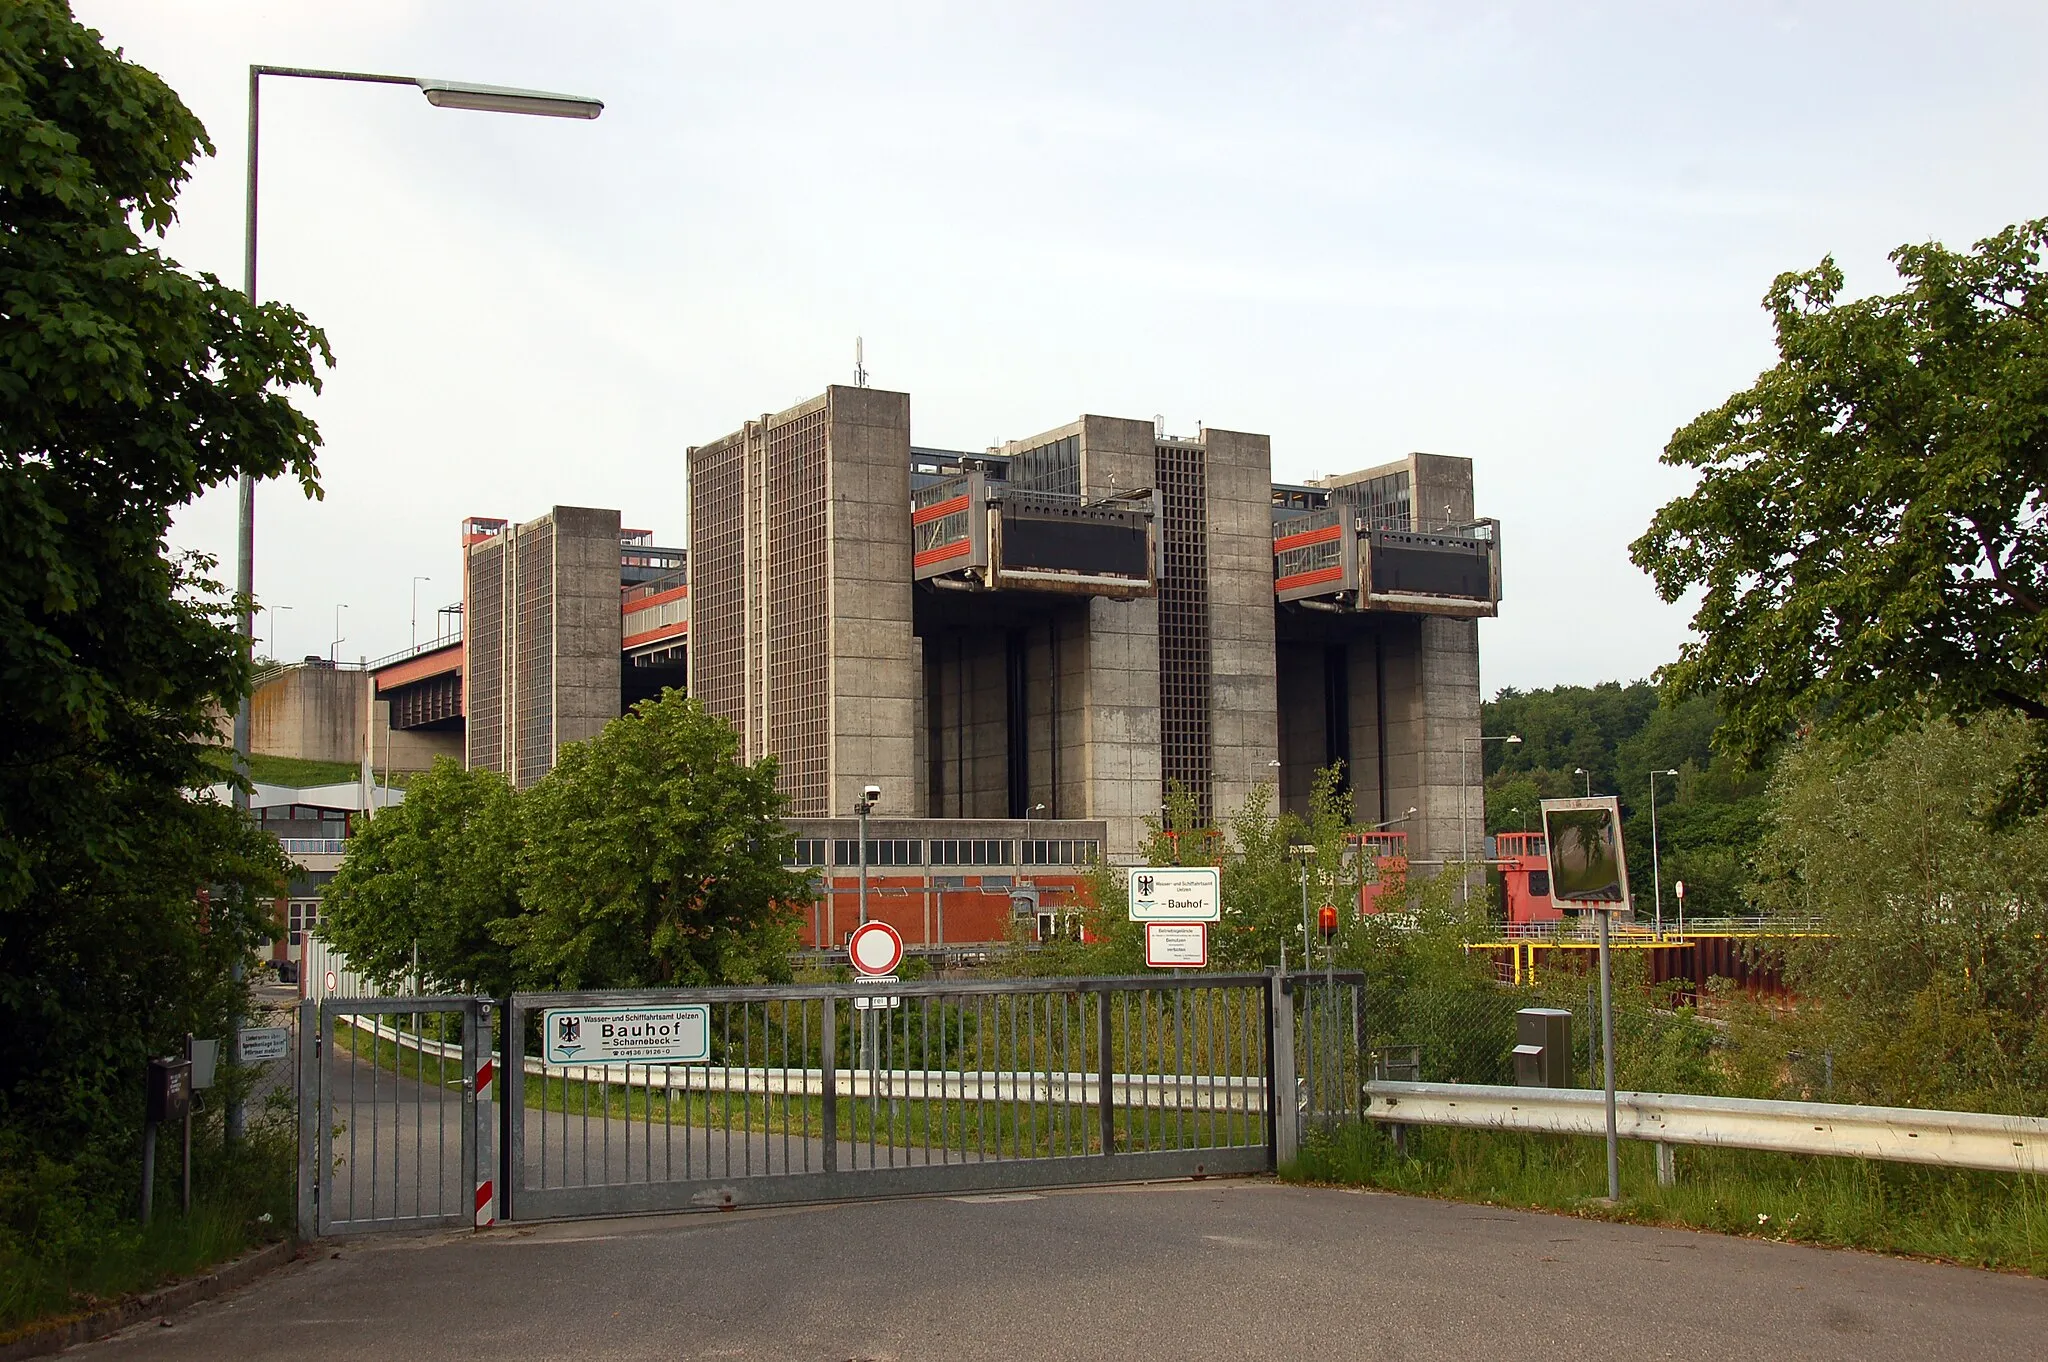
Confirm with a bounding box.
[296,972,1366,1233]
[300,997,489,1236]
[1495,916,1826,942]
[500,975,1318,1220]
[1364,1081,2048,1177]
[280,837,348,856]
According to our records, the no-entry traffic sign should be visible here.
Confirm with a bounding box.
[848,920,904,976]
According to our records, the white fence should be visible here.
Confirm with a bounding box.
[300,937,418,1002]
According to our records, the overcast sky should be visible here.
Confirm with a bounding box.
[80,1,2048,692]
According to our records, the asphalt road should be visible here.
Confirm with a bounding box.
[91,1179,2047,1361]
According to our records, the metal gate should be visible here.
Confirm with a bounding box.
[297,996,490,1236]
[296,972,1363,1232]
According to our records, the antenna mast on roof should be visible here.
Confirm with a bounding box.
[854,336,868,388]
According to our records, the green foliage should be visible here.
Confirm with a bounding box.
[1287,1122,2048,1276]
[322,693,810,993]
[0,1081,296,1332]
[509,692,809,989]
[1750,713,2048,1113]
[0,3,327,1272]
[1631,219,2048,773]
[1484,682,1769,916]
[317,760,520,995]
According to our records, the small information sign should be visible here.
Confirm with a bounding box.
[1144,922,1209,969]
[238,1026,290,1065]
[853,974,902,1010]
[542,1006,712,1066]
[1128,866,1221,922]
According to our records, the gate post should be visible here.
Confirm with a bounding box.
[821,994,839,1174]
[1268,971,1299,1168]
[1097,989,1116,1155]
[295,998,317,1237]
[499,998,521,1224]
[460,1000,480,1230]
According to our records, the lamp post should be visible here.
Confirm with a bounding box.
[1649,767,1679,937]
[1460,734,1521,901]
[230,66,604,814]
[259,603,292,662]
[410,576,432,650]
[328,603,347,661]
[1574,766,1591,797]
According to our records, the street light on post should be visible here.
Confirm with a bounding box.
[410,576,432,650]
[328,603,347,661]
[1460,734,1521,902]
[230,65,604,808]
[1574,767,1591,797]
[855,785,880,928]
[1649,768,1679,937]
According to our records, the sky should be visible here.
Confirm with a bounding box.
[77,0,2048,692]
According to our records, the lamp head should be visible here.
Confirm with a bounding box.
[416,77,603,119]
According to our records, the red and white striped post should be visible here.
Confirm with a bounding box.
[473,1053,496,1227]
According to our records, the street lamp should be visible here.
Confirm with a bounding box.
[230,65,604,813]
[855,784,880,927]
[1460,734,1521,901]
[328,603,348,661]
[411,576,432,650]
[1649,767,1679,937]
[1573,766,1591,797]
[259,603,292,662]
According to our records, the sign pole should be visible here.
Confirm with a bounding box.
[140,1119,157,1226]
[1598,907,1619,1201]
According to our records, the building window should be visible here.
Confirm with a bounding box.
[833,839,923,867]
[929,838,1013,866]
[287,898,321,946]
[787,837,828,867]
[1020,839,1100,866]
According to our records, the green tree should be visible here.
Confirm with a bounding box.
[1751,714,2048,1113]
[0,2,327,1255]
[504,692,810,989]
[318,761,521,995]
[1632,220,2048,772]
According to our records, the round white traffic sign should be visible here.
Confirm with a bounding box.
[848,921,904,976]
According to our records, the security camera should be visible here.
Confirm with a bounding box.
[863,784,881,804]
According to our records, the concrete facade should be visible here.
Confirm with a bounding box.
[249,662,459,775]
[688,388,918,819]
[464,505,623,789]
[453,387,1495,873]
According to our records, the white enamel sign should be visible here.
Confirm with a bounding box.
[1128,866,1221,922]
[1144,922,1209,969]
[542,1006,712,1065]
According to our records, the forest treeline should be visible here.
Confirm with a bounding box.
[1481,682,1767,918]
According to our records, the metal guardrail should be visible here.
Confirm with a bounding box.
[281,837,348,855]
[1365,1081,2048,1175]
[1494,917,1827,942]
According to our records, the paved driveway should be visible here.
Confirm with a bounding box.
[92,1179,2047,1361]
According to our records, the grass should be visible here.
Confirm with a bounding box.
[0,1123,295,1339]
[244,754,381,789]
[1283,1120,2048,1275]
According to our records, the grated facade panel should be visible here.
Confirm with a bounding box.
[465,540,505,773]
[766,408,830,815]
[688,434,748,739]
[1155,440,1214,821]
[512,521,555,787]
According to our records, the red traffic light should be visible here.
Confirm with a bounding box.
[1317,904,1339,942]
